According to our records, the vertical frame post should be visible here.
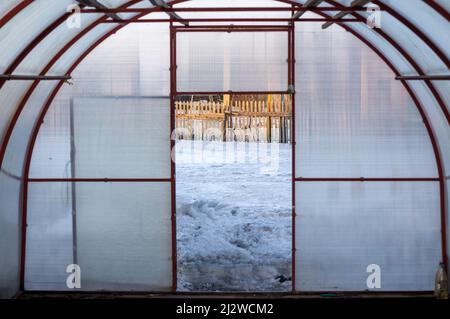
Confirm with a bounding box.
[19,169,28,290]
[169,20,177,293]
[69,99,78,266]
[288,10,296,293]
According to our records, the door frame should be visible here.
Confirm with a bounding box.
[169,21,297,293]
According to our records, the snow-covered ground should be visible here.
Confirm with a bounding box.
[175,140,292,292]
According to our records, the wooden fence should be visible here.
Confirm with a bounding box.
[175,95,292,143]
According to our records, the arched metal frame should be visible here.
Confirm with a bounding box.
[0,0,448,292]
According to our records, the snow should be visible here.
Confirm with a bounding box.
[175,140,292,292]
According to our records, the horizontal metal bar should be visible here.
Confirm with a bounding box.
[0,74,71,81]
[73,95,170,99]
[172,25,292,29]
[103,18,359,23]
[396,75,450,81]
[28,178,172,183]
[176,91,290,95]
[173,28,291,32]
[81,6,376,13]
[30,178,438,183]
[295,177,440,182]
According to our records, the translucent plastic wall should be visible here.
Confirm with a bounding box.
[26,23,173,291]
[26,181,171,291]
[0,0,448,295]
[0,171,20,298]
[176,32,288,92]
[174,0,290,94]
[322,0,450,275]
[294,21,441,291]
[0,0,134,296]
[0,0,74,298]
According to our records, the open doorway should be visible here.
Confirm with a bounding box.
[174,94,292,292]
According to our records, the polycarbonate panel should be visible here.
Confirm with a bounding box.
[7,23,119,179]
[436,0,450,12]
[76,182,172,291]
[25,182,73,291]
[0,172,20,298]
[29,92,72,179]
[368,10,445,72]
[176,0,289,8]
[177,32,288,92]
[0,80,34,153]
[0,0,145,168]
[30,23,171,178]
[25,182,172,291]
[337,15,450,223]
[68,23,170,97]
[173,0,290,25]
[0,1,20,18]
[382,0,450,61]
[294,23,437,178]
[328,0,446,72]
[407,81,450,174]
[2,81,58,177]
[432,81,450,118]
[345,21,414,74]
[0,0,72,72]
[50,23,117,75]
[137,24,170,96]
[295,181,441,291]
[67,27,139,97]
[72,97,170,178]
[12,13,103,75]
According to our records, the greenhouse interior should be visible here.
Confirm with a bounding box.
[0,0,449,300]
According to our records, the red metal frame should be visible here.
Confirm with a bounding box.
[0,0,33,28]
[295,178,440,182]
[0,0,445,291]
[173,28,291,33]
[288,12,296,292]
[372,1,450,70]
[330,0,450,126]
[102,18,360,23]
[81,6,378,13]
[170,19,177,293]
[28,178,171,182]
[2,0,448,175]
[370,1,450,126]
[0,13,72,90]
[176,91,290,95]
[174,23,297,293]
[17,7,160,291]
[328,21,449,272]
[424,0,450,22]
[324,0,449,270]
[0,0,143,182]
